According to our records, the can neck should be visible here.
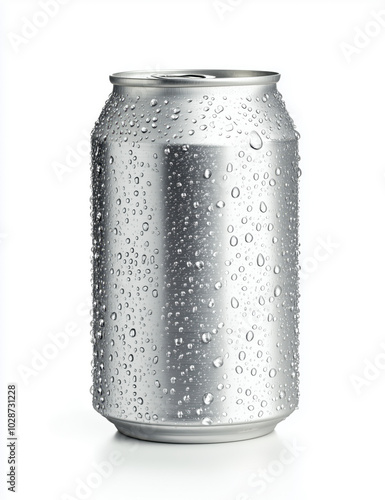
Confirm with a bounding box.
[110,70,281,87]
[112,83,278,97]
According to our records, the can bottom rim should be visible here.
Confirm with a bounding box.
[106,413,294,444]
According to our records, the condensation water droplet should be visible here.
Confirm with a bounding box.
[274,285,282,297]
[203,169,212,179]
[230,236,238,247]
[195,261,204,270]
[231,297,239,308]
[214,281,222,290]
[245,233,253,243]
[231,187,240,198]
[109,156,114,164]
[203,393,214,405]
[279,390,286,399]
[110,312,117,320]
[202,417,213,425]
[257,254,265,267]
[129,328,136,337]
[142,222,149,231]
[269,369,277,378]
[249,130,263,150]
[246,331,254,342]
[150,99,158,107]
[260,201,267,213]
[216,200,225,208]
[213,357,224,368]
[201,332,212,343]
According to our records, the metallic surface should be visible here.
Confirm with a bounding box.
[108,416,284,444]
[91,70,301,443]
[109,69,281,87]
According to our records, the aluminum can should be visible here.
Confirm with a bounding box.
[91,70,300,443]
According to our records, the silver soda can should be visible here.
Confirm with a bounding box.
[91,70,300,443]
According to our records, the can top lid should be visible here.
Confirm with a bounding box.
[110,70,280,87]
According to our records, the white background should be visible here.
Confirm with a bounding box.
[2,1,385,499]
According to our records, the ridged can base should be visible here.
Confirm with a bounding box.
[108,415,291,444]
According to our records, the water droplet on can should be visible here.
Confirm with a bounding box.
[230,236,238,247]
[246,331,254,342]
[201,332,212,343]
[203,169,212,179]
[213,357,223,368]
[274,285,282,297]
[257,254,265,267]
[231,187,240,198]
[245,233,253,243]
[249,130,263,150]
[203,393,214,405]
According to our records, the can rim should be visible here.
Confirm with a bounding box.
[110,69,281,87]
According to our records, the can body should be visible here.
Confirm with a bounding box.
[91,70,300,443]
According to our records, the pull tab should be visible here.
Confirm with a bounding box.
[151,73,216,80]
